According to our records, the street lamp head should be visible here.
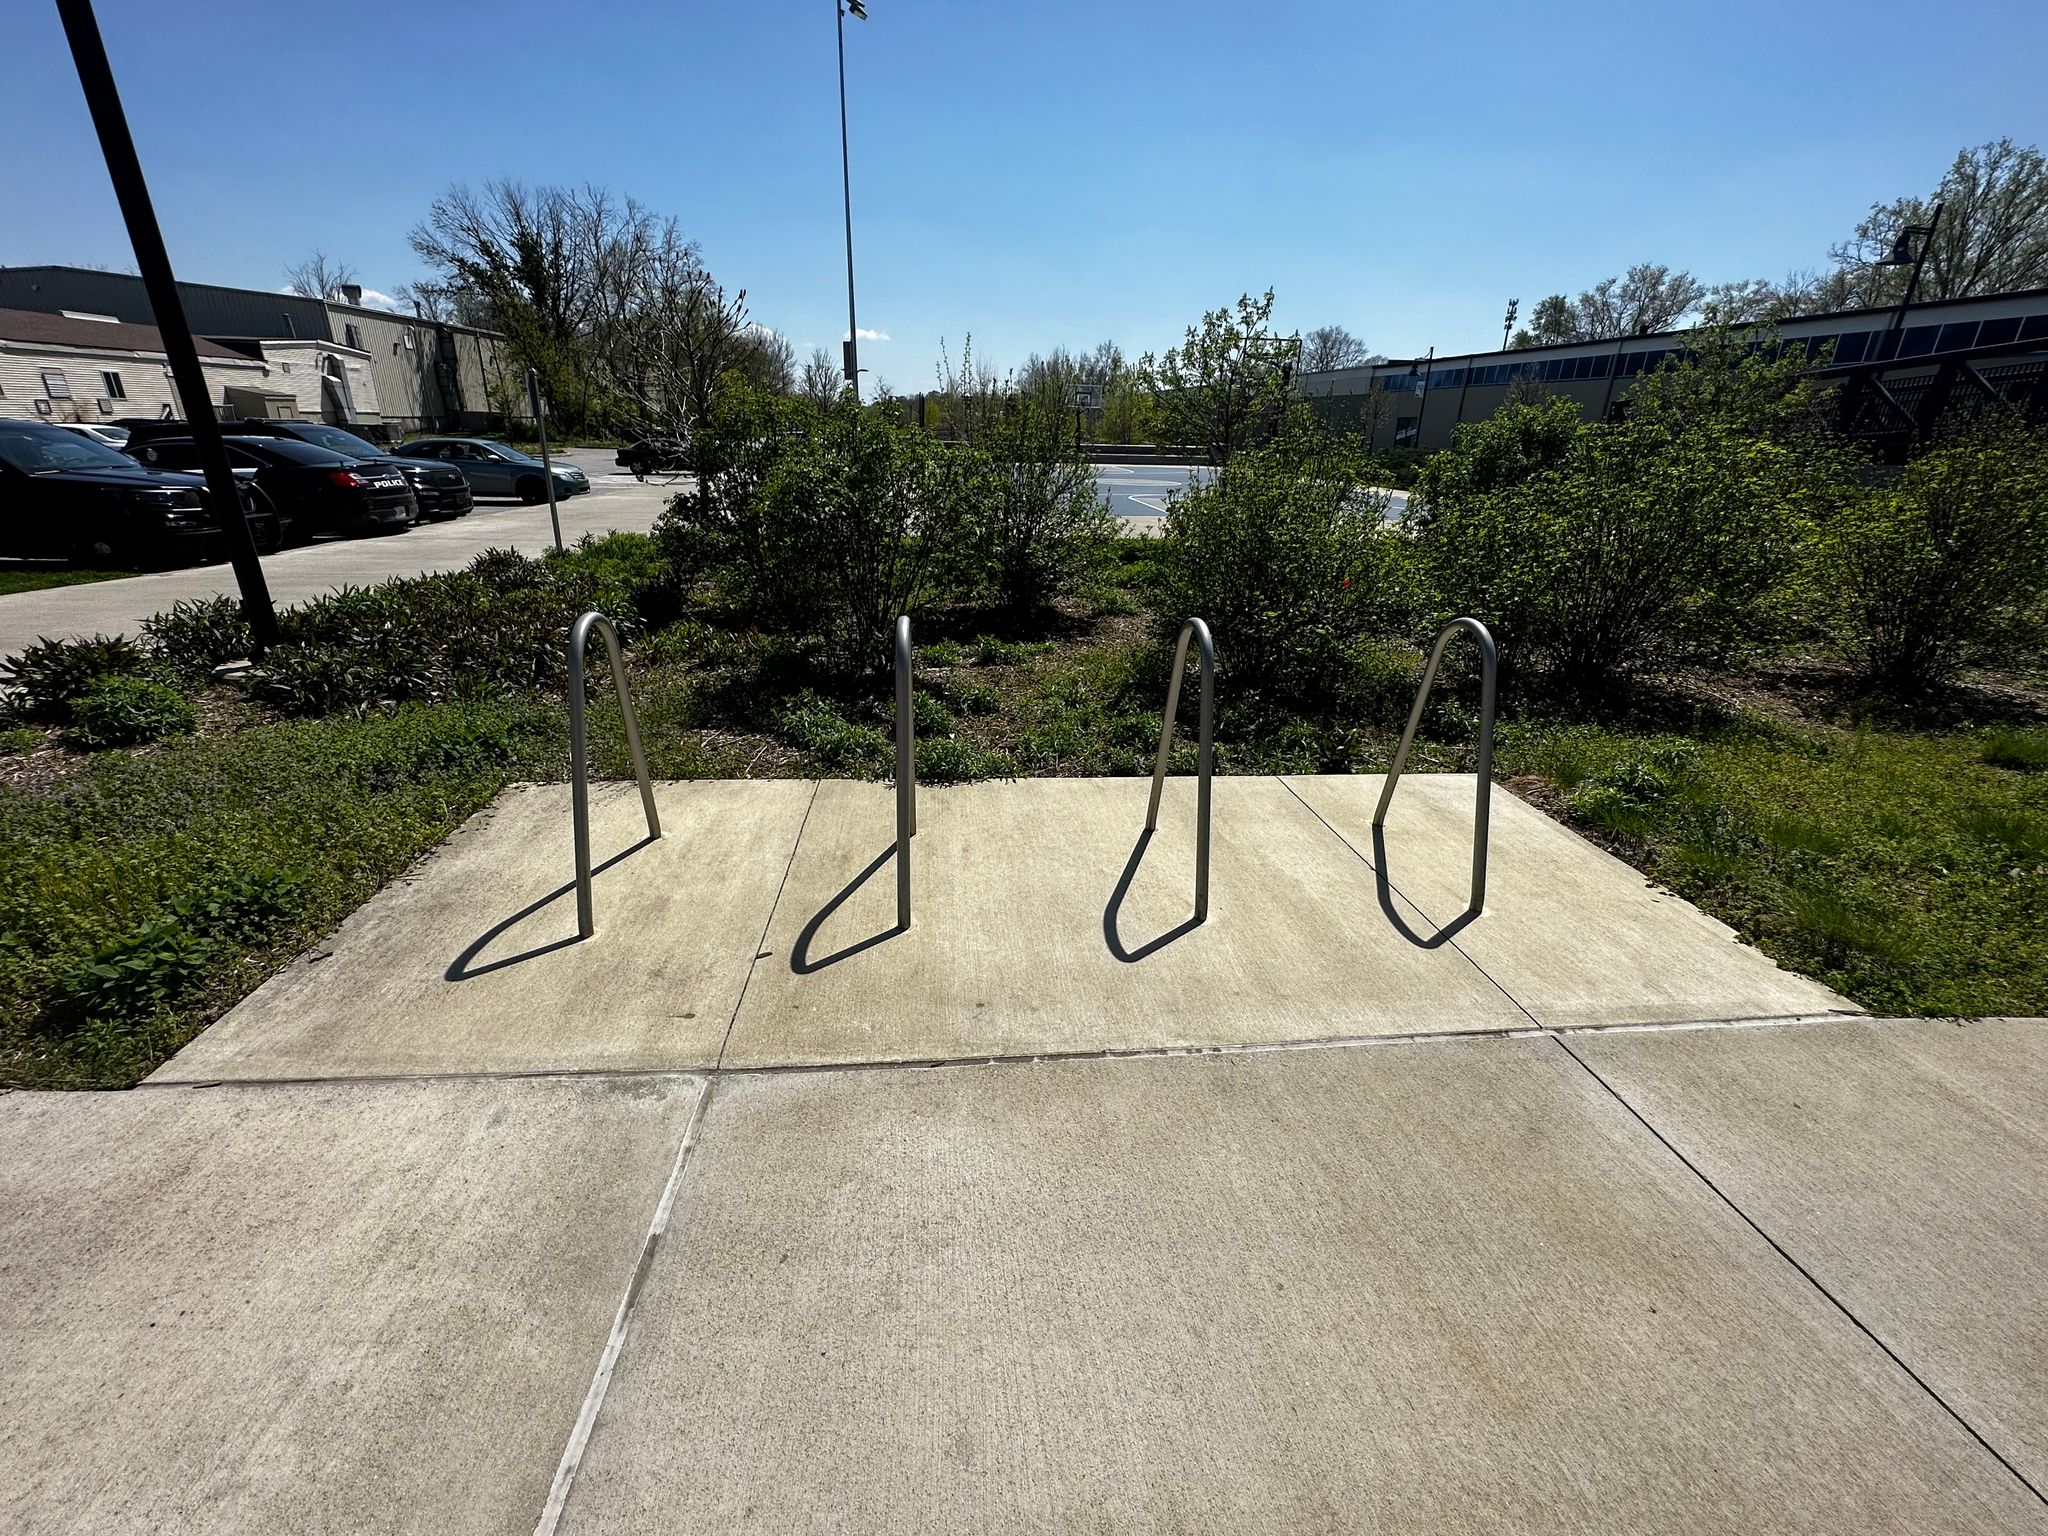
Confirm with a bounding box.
[844,0,868,17]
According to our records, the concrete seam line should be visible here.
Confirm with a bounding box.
[1273,774,1543,1029]
[532,1073,715,1536]
[715,778,822,1071]
[1551,1033,2048,1510]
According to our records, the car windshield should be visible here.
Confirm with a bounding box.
[0,425,142,473]
[291,425,386,457]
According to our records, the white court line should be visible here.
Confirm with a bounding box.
[1130,495,1170,513]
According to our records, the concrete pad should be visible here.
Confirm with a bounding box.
[721,777,1530,1068]
[1285,774,1855,1028]
[0,1073,700,1535]
[154,780,814,1082]
[1572,1016,2048,1494]
[556,1040,2039,1532]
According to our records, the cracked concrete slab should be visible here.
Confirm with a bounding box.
[1571,1015,2048,1495]
[720,777,1531,1068]
[0,1073,701,1535]
[152,780,814,1082]
[1285,774,1855,1028]
[555,1039,2039,1533]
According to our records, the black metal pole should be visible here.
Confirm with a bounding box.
[56,0,278,651]
[836,2,860,401]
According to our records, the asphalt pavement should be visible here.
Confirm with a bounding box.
[0,448,677,657]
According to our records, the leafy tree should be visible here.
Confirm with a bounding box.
[1819,138,2048,308]
[1141,290,1303,464]
[1807,423,2048,692]
[1158,425,1404,705]
[1510,264,1706,345]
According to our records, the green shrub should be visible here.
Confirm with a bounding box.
[919,639,965,668]
[142,597,252,679]
[1,634,149,721]
[660,385,976,675]
[947,388,1118,614]
[913,692,957,737]
[973,635,1037,667]
[1806,424,2048,692]
[1411,399,1827,699]
[775,690,890,773]
[915,734,1014,785]
[1158,426,1410,707]
[251,546,642,716]
[69,676,197,750]
[940,678,1000,716]
[1,726,39,755]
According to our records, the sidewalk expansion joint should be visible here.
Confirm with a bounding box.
[1552,1031,2048,1511]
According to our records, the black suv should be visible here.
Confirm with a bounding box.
[0,419,275,567]
[127,419,473,521]
[126,436,415,541]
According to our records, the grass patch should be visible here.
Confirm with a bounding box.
[1983,728,2048,771]
[0,565,131,596]
[1501,719,2048,1016]
[0,698,557,1088]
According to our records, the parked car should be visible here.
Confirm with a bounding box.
[616,436,690,478]
[398,438,590,502]
[0,418,276,567]
[54,422,131,449]
[126,419,472,521]
[126,435,415,542]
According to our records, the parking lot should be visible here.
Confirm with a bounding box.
[0,448,679,657]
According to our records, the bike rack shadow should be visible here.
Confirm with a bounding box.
[446,833,659,981]
[1102,828,1203,963]
[1368,824,1480,951]
[791,842,906,974]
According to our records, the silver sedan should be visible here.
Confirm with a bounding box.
[396,437,589,504]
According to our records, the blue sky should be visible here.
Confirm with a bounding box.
[7,0,2044,387]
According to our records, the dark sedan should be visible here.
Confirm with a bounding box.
[127,419,473,521]
[0,419,275,567]
[398,438,590,502]
[616,437,691,477]
[127,436,414,541]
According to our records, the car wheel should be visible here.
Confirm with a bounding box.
[69,529,121,569]
[247,489,284,554]
[516,475,545,505]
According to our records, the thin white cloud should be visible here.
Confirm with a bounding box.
[851,327,889,342]
[356,288,402,311]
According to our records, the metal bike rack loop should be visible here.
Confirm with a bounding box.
[568,610,661,939]
[1375,616,1497,913]
[895,614,918,928]
[1145,617,1215,922]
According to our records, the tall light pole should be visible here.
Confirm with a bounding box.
[837,0,867,400]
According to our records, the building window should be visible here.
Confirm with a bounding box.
[344,323,363,350]
[279,361,293,374]
[42,370,71,399]
[1394,415,1419,448]
[101,370,127,400]
[404,330,416,350]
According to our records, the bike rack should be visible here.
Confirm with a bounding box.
[568,610,661,939]
[895,614,918,928]
[1375,616,1497,914]
[1145,617,1215,923]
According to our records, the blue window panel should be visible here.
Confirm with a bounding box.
[1898,326,1938,357]
[1936,322,1979,352]
[1977,317,2020,346]
[2019,314,2048,341]
[1834,331,1870,364]
[1588,354,1611,378]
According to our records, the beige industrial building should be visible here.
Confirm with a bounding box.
[0,307,272,424]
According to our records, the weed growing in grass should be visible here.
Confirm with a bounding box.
[1983,728,2048,771]
[973,635,1039,667]
[775,691,889,774]
[1,726,39,755]
[913,692,957,737]
[68,676,196,750]
[918,639,965,668]
[916,735,1015,784]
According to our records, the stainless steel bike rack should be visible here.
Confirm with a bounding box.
[568,610,661,939]
[1375,616,1497,913]
[1146,617,1215,922]
[895,614,918,928]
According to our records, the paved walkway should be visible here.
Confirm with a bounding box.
[5,775,2043,1533]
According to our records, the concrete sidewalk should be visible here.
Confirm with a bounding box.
[11,775,2042,1532]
